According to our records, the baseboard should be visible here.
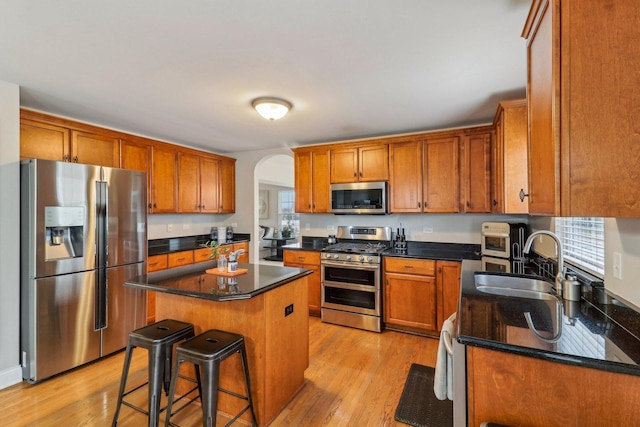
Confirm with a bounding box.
[0,365,23,390]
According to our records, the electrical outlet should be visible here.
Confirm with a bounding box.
[284,304,294,317]
[167,224,173,232]
[613,251,623,279]
[182,224,190,230]
[231,222,238,228]
[423,227,433,233]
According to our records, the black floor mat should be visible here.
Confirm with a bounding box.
[394,363,453,427]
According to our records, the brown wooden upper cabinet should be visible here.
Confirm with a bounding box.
[20,111,119,167]
[218,158,236,214]
[150,145,179,213]
[294,148,330,213]
[523,0,640,216]
[491,99,528,214]
[388,138,423,213]
[120,138,152,211]
[423,135,460,213]
[460,131,492,213]
[178,152,235,214]
[330,144,389,183]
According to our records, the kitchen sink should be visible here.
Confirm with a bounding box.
[474,272,555,294]
[475,285,559,301]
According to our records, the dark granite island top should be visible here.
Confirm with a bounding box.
[125,261,312,301]
[126,261,312,426]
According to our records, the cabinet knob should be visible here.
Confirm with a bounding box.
[73,156,78,163]
[519,188,529,202]
[466,201,470,208]
[492,199,498,206]
[353,172,357,177]
[148,203,152,209]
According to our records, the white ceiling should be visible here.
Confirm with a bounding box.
[0,0,532,154]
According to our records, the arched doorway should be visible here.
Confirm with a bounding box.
[253,154,295,264]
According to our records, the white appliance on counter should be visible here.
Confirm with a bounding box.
[20,159,147,383]
[480,222,528,260]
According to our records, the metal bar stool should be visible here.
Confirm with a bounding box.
[165,329,257,427]
[112,319,196,427]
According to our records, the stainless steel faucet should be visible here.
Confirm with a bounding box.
[523,230,565,296]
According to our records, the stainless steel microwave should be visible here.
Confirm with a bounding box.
[330,181,388,214]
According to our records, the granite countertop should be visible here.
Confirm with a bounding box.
[283,237,482,262]
[125,261,311,301]
[148,233,250,256]
[457,259,640,377]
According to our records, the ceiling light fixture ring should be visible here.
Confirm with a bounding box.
[251,97,292,120]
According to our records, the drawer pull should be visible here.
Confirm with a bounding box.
[149,262,158,266]
[404,265,414,269]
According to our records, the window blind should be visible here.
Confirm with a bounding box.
[554,217,604,277]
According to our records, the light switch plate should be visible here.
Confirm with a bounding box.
[613,252,623,279]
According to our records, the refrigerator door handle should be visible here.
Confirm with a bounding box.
[95,180,108,330]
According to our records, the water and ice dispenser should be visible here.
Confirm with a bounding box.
[44,206,85,261]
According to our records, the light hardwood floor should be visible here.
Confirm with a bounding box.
[0,317,439,426]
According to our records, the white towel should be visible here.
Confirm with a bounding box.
[434,312,456,401]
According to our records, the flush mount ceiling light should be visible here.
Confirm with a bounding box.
[251,97,292,120]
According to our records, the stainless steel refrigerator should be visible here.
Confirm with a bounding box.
[20,159,147,383]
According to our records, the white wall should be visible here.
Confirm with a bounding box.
[299,213,528,244]
[0,80,22,389]
[230,147,295,262]
[604,218,640,308]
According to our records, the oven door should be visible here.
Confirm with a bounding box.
[321,260,380,316]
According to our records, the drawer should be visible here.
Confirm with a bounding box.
[384,257,436,276]
[147,254,168,272]
[168,250,194,268]
[283,250,321,266]
[194,247,213,263]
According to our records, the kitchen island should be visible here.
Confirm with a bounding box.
[457,259,640,426]
[125,261,312,426]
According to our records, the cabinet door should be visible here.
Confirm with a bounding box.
[120,139,152,211]
[167,250,194,268]
[177,152,201,213]
[460,132,491,213]
[20,119,70,162]
[527,0,558,215]
[436,261,461,331]
[423,136,460,213]
[330,147,359,183]
[384,272,437,332]
[283,250,321,316]
[311,149,331,212]
[199,157,220,213]
[71,130,119,167]
[150,145,178,213]
[359,144,389,182]
[492,113,505,213]
[218,158,235,213]
[389,140,422,213]
[294,151,313,213]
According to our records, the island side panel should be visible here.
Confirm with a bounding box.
[155,276,309,426]
[155,290,267,425]
[264,276,309,422]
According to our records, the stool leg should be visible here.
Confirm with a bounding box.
[200,361,219,427]
[112,344,135,426]
[164,356,182,427]
[148,345,165,427]
[163,343,173,394]
[239,346,258,427]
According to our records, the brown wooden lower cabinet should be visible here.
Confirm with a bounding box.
[283,250,321,316]
[466,346,640,426]
[383,257,460,336]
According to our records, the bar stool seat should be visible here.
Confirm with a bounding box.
[165,329,257,427]
[112,319,196,427]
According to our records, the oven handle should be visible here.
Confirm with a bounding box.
[442,330,454,357]
[322,280,380,293]
[321,260,381,271]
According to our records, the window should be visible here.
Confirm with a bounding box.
[278,190,299,236]
[555,217,604,277]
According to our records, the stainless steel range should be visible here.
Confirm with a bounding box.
[321,226,392,332]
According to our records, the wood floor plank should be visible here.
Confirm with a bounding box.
[0,317,439,426]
